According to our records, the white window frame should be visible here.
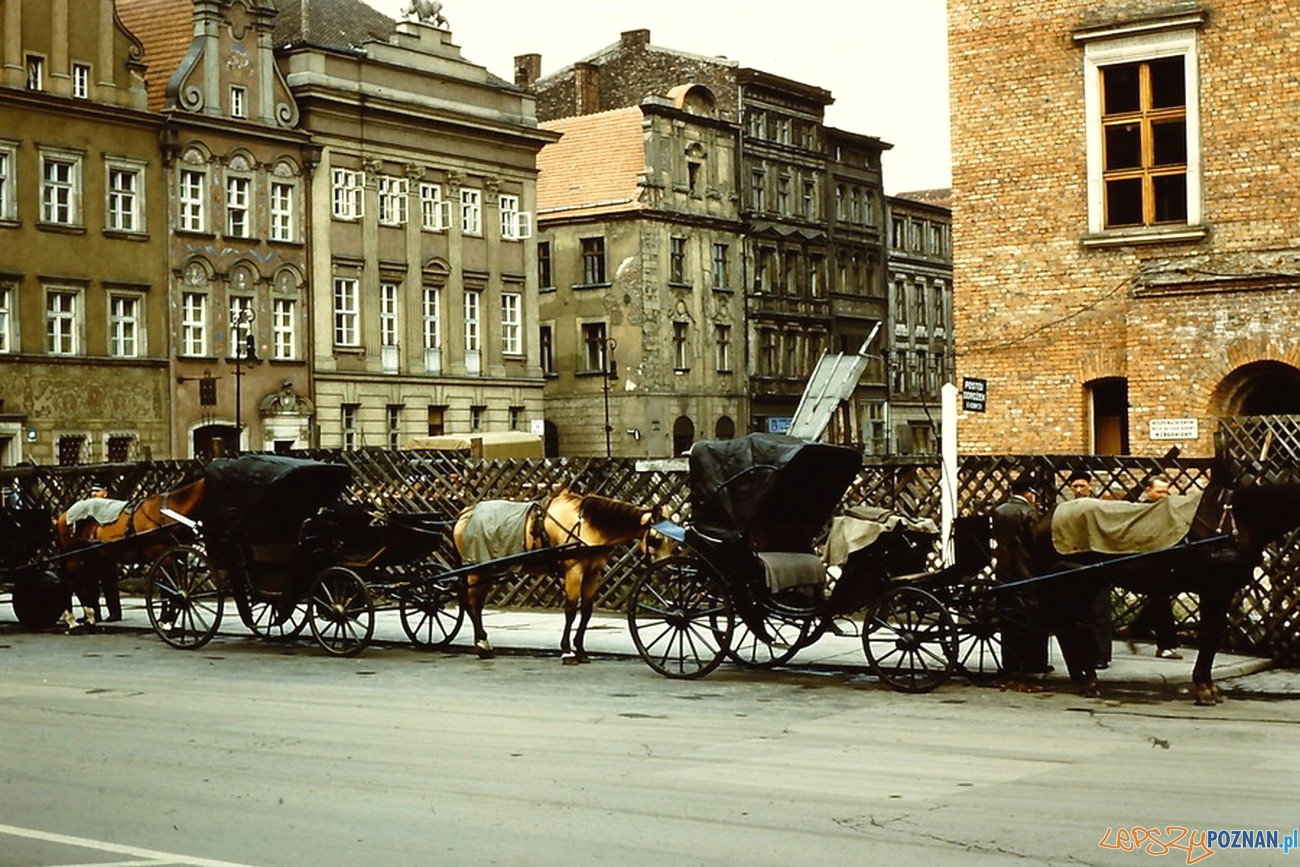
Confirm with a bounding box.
[272,297,296,360]
[0,142,16,221]
[230,85,246,119]
[227,295,254,360]
[420,182,449,231]
[672,321,689,371]
[178,168,207,233]
[269,180,295,242]
[180,292,208,356]
[501,292,522,356]
[331,168,364,221]
[421,287,441,351]
[499,194,521,240]
[225,174,251,238]
[333,278,360,348]
[26,55,43,91]
[1079,25,1203,238]
[45,288,79,355]
[463,291,481,351]
[715,323,732,373]
[379,282,400,349]
[341,404,359,451]
[72,63,90,99]
[460,188,481,235]
[105,160,145,234]
[377,175,409,226]
[0,284,14,353]
[40,150,81,226]
[108,293,142,358]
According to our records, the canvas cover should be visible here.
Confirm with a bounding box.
[64,498,128,526]
[689,433,862,547]
[823,506,940,567]
[458,500,538,565]
[756,552,826,593]
[1051,492,1202,555]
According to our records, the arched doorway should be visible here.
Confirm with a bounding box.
[672,416,695,456]
[1212,360,1300,416]
[714,416,735,440]
[542,419,560,458]
[193,424,240,460]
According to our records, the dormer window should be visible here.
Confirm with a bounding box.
[230,86,246,119]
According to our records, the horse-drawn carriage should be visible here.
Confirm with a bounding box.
[626,434,981,689]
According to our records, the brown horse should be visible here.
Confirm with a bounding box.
[54,478,206,630]
[453,488,666,663]
[1025,476,1300,704]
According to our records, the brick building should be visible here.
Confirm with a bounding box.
[951,0,1300,456]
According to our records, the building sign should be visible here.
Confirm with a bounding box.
[766,417,792,435]
[961,377,987,413]
[1150,418,1199,441]
[529,418,545,437]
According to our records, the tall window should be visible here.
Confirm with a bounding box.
[331,169,363,220]
[272,298,296,360]
[759,328,777,376]
[380,283,399,348]
[714,324,731,372]
[426,405,446,436]
[470,405,485,432]
[46,291,77,355]
[225,175,250,237]
[809,255,825,297]
[580,237,606,284]
[270,181,294,242]
[386,405,402,450]
[108,295,139,358]
[41,154,80,226]
[72,63,90,99]
[499,193,521,240]
[228,295,253,358]
[0,147,14,221]
[378,175,408,226]
[341,404,359,450]
[1082,27,1200,234]
[181,292,208,356]
[422,287,440,352]
[179,169,206,232]
[582,322,608,372]
[670,237,687,283]
[712,243,728,288]
[501,292,522,355]
[539,324,554,375]
[802,181,816,218]
[460,188,481,235]
[106,165,142,233]
[463,291,480,352]
[230,86,246,119]
[333,278,359,347]
[751,170,765,212]
[0,285,12,353]
[776,176,790,214]
[537,241,553,289]
[419,182,445,231]
[25,55,43,91]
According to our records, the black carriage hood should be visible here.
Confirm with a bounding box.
[688,434,862,547]
[202,455,352,551]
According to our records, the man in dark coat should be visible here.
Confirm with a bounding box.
[992,473,1049,691]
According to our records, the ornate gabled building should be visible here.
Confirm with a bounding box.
[279,13,557,450]
[0,0,171,466]
[535,90,745,458]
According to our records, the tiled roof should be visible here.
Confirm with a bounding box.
[894,188,953,209]
[273,0,396,51]
[538,108,646,219]
[115,0,193,112]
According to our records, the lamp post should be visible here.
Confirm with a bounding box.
[601,337,617,458]
[231,306,257,451]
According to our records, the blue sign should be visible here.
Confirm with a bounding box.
[766,417,792,435]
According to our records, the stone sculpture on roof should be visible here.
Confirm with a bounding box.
[402,0,448,28]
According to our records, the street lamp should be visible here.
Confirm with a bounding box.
[231,306,257,450]
[602,337,618,458]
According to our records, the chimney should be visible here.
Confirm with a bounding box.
[575,62,601,115]
[514,53,541,89]
[620,29,650,50]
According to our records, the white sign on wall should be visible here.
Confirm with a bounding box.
[530,418,545,437]
[1149,418,1199,441]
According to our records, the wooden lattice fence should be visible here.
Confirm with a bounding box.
[2,439,1296,662]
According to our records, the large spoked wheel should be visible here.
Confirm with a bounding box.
[725,606,817,669]
[399,578,464,649]
[12,571,67,629]
[863,585,957,693]
[949,584,1026,682]
[628,555,734,679]
[237,593,309,641]
[146,545,224,650]
[308,567,374,657]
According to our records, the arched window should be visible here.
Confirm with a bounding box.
[714,416,735,439]
[673,416,695,456]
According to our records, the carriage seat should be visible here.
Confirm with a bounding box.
[756,551,826,594]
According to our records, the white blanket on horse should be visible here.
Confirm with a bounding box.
[459,500,538,565]
[1051,492,1201,556]
[823,506,940,567]
[65,498,128,526]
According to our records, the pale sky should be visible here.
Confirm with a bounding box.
[363,0,951,195]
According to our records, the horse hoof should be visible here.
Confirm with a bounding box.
[1077,678,1101,699]
[1193,684,1223,706]
[561,653,579,666]
[475,641,495,660]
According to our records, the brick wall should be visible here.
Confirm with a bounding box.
[950,0,1300,456]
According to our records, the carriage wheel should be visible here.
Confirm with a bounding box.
[725,607,817,669]
[308,567,374,657]
[862,585,956,693]
[239,595,309,641]
[12,571,66,629]
[950,586,1033,683]
[627,555,734,679]
[399,577,464,650]
[145,545,224,650]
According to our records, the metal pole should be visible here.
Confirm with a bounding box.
[940,381,958,567]
[231,307,254,453]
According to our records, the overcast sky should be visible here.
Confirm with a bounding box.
[363,0,951,194]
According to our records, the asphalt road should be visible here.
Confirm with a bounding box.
[1,625,1295,866]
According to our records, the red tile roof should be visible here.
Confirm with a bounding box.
[116,0,194,112]
[538,108,647,219]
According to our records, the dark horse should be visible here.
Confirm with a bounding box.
[453,488,666,664]
[54,478,205,629]
[1026,476,1300,704]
